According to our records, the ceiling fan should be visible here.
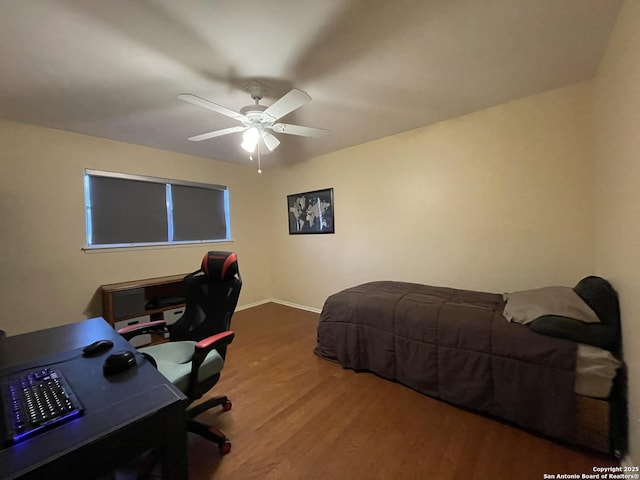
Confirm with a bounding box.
[178,82,330,158]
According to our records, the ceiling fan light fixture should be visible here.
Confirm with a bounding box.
[241,126,260,152]
[178,86,329,171]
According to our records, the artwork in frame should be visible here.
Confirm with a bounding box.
[287,188,334,234]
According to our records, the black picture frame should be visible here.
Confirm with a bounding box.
[287,188,335,234]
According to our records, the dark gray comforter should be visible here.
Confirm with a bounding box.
[314,281,578,443]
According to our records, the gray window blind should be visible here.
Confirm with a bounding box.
[172,184,227,241]
[88,176,167,245]
[85,170,230,247]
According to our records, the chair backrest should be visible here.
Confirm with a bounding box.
[169,251,242,354]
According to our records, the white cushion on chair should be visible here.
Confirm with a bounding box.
[140,341,224,393]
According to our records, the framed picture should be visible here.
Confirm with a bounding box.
[287,188,334,234]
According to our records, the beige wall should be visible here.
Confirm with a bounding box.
[0,119,272,335]
[593,0,640,464]
[268,83,595,309]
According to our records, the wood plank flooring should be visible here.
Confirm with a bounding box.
[124,303,620,479]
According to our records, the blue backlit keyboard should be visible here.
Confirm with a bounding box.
[1,367,83,445]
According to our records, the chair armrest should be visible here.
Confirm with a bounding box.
[195,331,235,352]
[190,331,235,388]
[118,320,167,340]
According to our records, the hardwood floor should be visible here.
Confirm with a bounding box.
[131,303,620,479]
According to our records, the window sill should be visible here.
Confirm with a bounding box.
[82,239,234,254]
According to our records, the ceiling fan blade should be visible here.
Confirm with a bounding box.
[271,123,331,138]
[263,88,311,121]
[261,131,281,152]
[178,93,248,123]
[187,125,246,142]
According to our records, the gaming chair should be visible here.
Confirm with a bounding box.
[118,251,242,455]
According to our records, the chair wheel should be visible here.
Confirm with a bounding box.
[222,400,232,411]
[219,441,232,454]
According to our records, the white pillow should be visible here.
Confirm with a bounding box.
[503,286,600,325]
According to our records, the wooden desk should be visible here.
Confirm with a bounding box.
[0,317,188,480]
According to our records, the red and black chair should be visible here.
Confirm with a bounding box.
[118,251,242,455]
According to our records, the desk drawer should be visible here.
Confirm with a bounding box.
[162,307,185,338]
[163,307,185,326]
[114,315,152,347]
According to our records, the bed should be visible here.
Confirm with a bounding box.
[314,276,625,455]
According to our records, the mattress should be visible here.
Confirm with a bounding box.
[575,343,622,398]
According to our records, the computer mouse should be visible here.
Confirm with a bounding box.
[103,350,137,375]
[82,339,114,357]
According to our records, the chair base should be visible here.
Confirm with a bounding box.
[187,395,233,454]
[136,395,232,479]
[188,420,232,454]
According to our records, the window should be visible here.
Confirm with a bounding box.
[84,169,231,248]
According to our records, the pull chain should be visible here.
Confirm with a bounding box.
[248,145,262,174]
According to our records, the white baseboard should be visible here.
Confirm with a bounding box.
[236,298,321,314]
[269,299,322,314]
[235,299,272,311]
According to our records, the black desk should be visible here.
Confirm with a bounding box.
[0,317,188,480]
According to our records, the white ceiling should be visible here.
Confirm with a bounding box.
[0,0,622,169]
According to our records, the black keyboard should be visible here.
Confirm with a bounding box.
[1,367,83,445]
